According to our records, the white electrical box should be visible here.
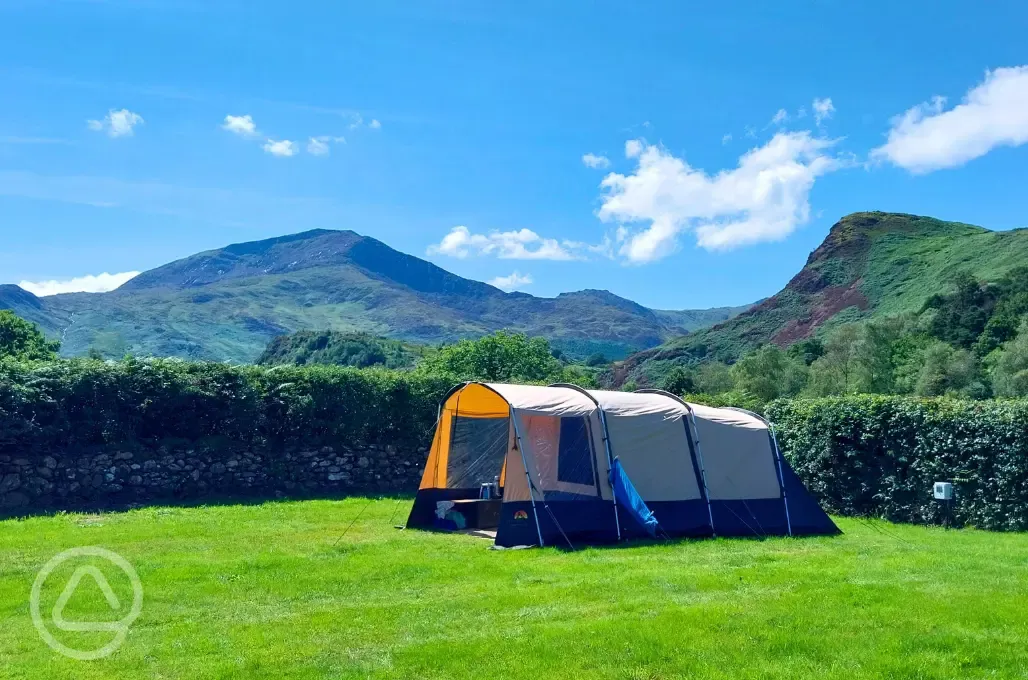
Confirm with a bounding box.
[933,481,953,500]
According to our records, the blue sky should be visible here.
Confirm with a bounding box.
[2,1,1027,309]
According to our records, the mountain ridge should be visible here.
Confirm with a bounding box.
[1,228,748,362]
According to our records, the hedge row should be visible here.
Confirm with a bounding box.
[0,358,451,457]
[768,396,1028,530]
[4,359,1028,531]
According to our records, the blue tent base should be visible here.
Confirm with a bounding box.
[494,495,839,548]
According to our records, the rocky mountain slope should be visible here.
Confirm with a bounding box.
[618,212,1028,384]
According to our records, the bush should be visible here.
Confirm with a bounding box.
[768,395,1028,530]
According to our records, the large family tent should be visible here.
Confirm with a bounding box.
[406,382,838,547]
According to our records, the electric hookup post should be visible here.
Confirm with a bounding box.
[933,481,954,528]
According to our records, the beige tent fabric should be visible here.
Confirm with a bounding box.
[588,390,701,501]
[687,402,768,431]
[686,403,781,500]
[485,383,596,417]
[588,389,690,418]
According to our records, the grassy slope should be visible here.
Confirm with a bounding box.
[2,499,1028,679]
[622,212,1028,384]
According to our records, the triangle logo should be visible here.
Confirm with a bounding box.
[51,566,124,633]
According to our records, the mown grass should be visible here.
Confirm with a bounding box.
[1,498,1027,679]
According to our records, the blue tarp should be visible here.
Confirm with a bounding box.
[609,457,660,537]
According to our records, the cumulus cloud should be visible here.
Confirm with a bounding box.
[813,97,835,126]
[222,114,258,137]
[263,139,298,157]
[87,109,144,137]
[19,271,140,297]
[871,66,1028,173]
[597,132,842,260]
[369,119,382,129]
[306,135,345,156]
[581,153,610,169]
[307,137,329,156]
[625,139,644,158]
[428,226,584,261]
[488,271,533,291]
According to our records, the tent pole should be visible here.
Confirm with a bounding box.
[687,410,717,537]
[510,409,545,548]
[769,425,793,537]
[597,409,622,542]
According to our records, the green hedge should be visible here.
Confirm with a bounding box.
[0,358,451,457]
[6,360,1028,531]
[768,396,1028,530]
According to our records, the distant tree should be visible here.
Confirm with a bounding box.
[806,324,861,396]
[925,272,990,349]
[788,338,825,366]
[86,347,105,361]
[418,331,570,384]
[694,361,735,395]
[914,341,985,397]
[0,310,59,361]
[732,344,807,402]
[585,353,609,367]
[991,318,1028,397]
[660,366,695,396]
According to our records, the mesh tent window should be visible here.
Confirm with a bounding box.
[557,417,595,487]
[446,415,510,489]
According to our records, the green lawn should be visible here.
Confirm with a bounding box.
[1,499,1027,679]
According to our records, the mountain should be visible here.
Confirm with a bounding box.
[619,211,1028,384]
[0,229,748,363]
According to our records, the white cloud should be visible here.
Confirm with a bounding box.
[770,108,789,126]
[721,133,733,145]
[597,132,842,260]
[307,137,329,156]
[306,135,345,156]
[813,97,835,126]
[86,109,144,137]
[581,153,610,169]
[871,66,1028,173]
[348,114,364,130]
[263,139,298,157]
[428,226,582,261]
[488,271,533,291]
[625,139,644,158]
[19,271,140,297]
[222,114,258,137]
[369,119,382,129]
[744,125,757,139]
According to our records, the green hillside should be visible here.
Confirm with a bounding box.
[0,229,747,363]
[620,212,1028,385]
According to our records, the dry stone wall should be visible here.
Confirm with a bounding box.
[0,443,428,514]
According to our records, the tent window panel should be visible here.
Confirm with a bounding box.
[557,417,596,487]
[447,415,510,489]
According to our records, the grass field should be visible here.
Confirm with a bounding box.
[1,498,1027,679]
